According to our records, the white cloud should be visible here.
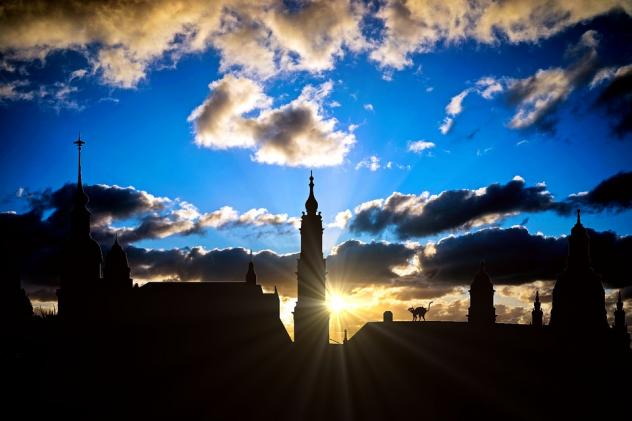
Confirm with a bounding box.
[328,209,353,229]
[363,103,374,111]
[188,75,356,167]
[355,155,381,171]
[0,0,367,88]
[439,89,470,134]
[407,140,436,153]
[445,89,470,116]
[439,117,454,135]
[370,0,630,71]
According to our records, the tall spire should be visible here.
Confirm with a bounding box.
[73,133,88,208]
[305,171,319,215]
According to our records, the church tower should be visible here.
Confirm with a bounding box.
[468,261,496,325]
[550,210,608,331]
[531,290,543,327]
[58,135,103,316]
[294,172,329,350]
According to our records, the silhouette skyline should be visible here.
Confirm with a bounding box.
[5,137,631,419]
[2,2,632,418]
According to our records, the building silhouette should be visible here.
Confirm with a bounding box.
[55,139,290,349]
[467,261,496,325]
[6,136,632,421]
[293,171,329,350]
[532,290,543,327]
[550,209,608,330]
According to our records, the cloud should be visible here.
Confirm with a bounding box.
[438,77,503,134]
[407,140,435,153]
[188,75,356,167]
[419,226,632,290]
[0,0,367,89]
[370,0,630,71]
[592,64,632,137]
[1,181,301,291]
[439,89,470,134]
[559,171,632,213]
[505,30,602,132]
[328,210,353,229]
[350,176,556,239]
[355,155,381,171]
[363,103,374,111]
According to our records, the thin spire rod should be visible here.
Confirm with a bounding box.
[73,133,86,186]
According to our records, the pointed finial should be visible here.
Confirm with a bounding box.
[535,290,540,303]
[73,132,85,150]
[274,285,278,295]
[72,134,89,206]
[114,232,119,245]
[576,208,581,224]
[249,248,253,262]
[344,329,348,342]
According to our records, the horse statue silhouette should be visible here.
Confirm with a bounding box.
[408,301,433,321]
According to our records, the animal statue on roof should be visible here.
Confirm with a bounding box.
[408,301,433,321]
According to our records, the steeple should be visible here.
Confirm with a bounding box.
[246,250,257,284]
[614,290,627,333]
[532,290,543,327]
[305,171,319,215]
[73,133,89,209]
[294,171,328,350]
[58,135,103,301]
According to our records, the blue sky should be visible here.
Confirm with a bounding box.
[1,1,632,335]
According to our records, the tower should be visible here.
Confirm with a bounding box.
[550,210,608,331]
[294,172,329,350]
[103,236,132,288]
[531,290,543,327]
[245,250,257,285]
[613,291,626,333]
[468,261,496,325]
[58,135,103,316]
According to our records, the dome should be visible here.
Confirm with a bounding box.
[471,261,493,290]
[305,172,319,215]
[104,236,130,281]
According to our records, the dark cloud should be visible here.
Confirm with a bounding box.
[30,183,167,226]
[126,246,298,296]
[594,68,632,137]
[555,171,632,215]
[420,226,632,289]
[327,240,417,286]
[350,177,555,239]
[350,172,632,240]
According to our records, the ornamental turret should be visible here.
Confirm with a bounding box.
[468,261,496,325]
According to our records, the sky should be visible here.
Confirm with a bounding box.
[1,0,632,341]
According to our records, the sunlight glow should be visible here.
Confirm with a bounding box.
[327,293,349,315]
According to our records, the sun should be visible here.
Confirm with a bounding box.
[327,293,349,315]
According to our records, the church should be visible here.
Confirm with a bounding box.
[56,137,291,355]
